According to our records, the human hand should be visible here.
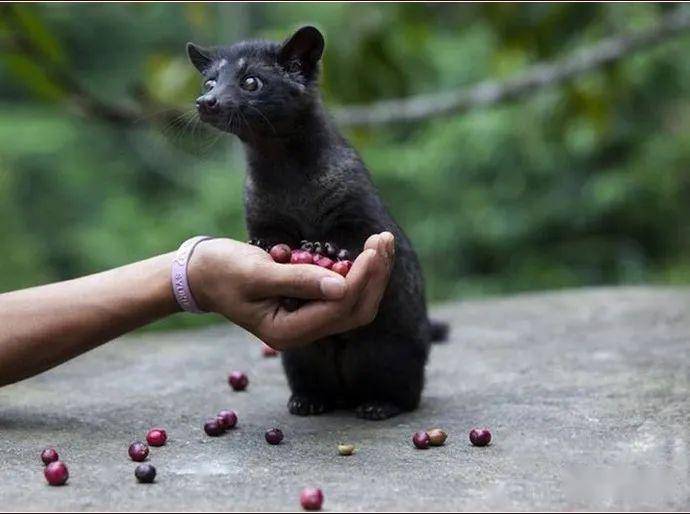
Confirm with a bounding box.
[187,232,395,350]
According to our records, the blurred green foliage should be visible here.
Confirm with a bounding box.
[0,3,689,329]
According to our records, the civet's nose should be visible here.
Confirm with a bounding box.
[195,94,219,113]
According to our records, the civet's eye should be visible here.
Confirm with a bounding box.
[203,79,216,91]
[240,76,261,92]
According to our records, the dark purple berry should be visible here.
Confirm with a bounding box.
[469,428,492,447]
[281,297,306,312]
[228,371,249,391]
[300,240,313,251]
[324,242,338,258]
[313,242,323,255]
[337,249,350,261]
[44,461,68,486]
[146,428,167,447]
[412,431,430,449]
[217,410,238,430]
[134,463,156,483]
[40,448,59,466]
[300,487,324,510]
[265,428,284,445]
[128,441,149,462]
[204,419,224,437]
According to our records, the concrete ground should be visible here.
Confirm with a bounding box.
[1,286,689,511]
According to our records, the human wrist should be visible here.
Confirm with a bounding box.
[171,236,217,314]
[185,238,223,313]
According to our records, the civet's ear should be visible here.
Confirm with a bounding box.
[278,26,324,80]
[186,42,213,73]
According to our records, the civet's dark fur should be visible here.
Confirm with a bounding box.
[188,26,447,420]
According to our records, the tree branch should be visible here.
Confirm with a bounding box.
[4,6,690,131]
[332,9,690,127]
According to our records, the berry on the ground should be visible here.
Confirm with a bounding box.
[300,487,324,510]
[337,444,355,456]
[217,410,238,430]
[146,428,167,447]
[412,431,430,449]
[265,428,284,445]
[40,448,59,466]
[204,419,224,437]
[228,371,249,391]
[469,428,492,447]
[44,461,69,486]
[128,441,149,462]
[427,428,448,446]
[134,463,156,483]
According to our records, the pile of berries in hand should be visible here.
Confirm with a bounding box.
[249,239,353,312]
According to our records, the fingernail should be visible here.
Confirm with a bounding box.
[320,276,346,299]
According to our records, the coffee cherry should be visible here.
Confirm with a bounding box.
[313,256,334,269]
[146,428,167,447]
[427,428,447,446]
[313,242,324,255]
[44,461,68,486]
[281,297,306,312]
[265,428,284,445]
[412,431,430,449]
[331,260,352,277]
[228,371,249,391]
[291,250,314,264]
[134,463,156,483]
[324,242,339,258]
[128,441,149,462]
[337,444,355,456]
[300,487,324,511]
[300,240,313,251]
[469,428,492,447]
[204,418,224,437]
[337,249,350,261]
[40,448,59,466]
[216,410,238,430]
[262,342,279,357]
[269,244,292,264]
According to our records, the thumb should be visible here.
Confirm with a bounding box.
[253,262,347,300]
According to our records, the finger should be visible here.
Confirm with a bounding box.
[264,249,377,344]
[363,233,381,252]
[252,262,347,301]
[352,232,395,322]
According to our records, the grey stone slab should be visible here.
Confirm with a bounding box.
[1,286,689,511]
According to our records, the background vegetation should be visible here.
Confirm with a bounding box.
[1,3,689,329]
